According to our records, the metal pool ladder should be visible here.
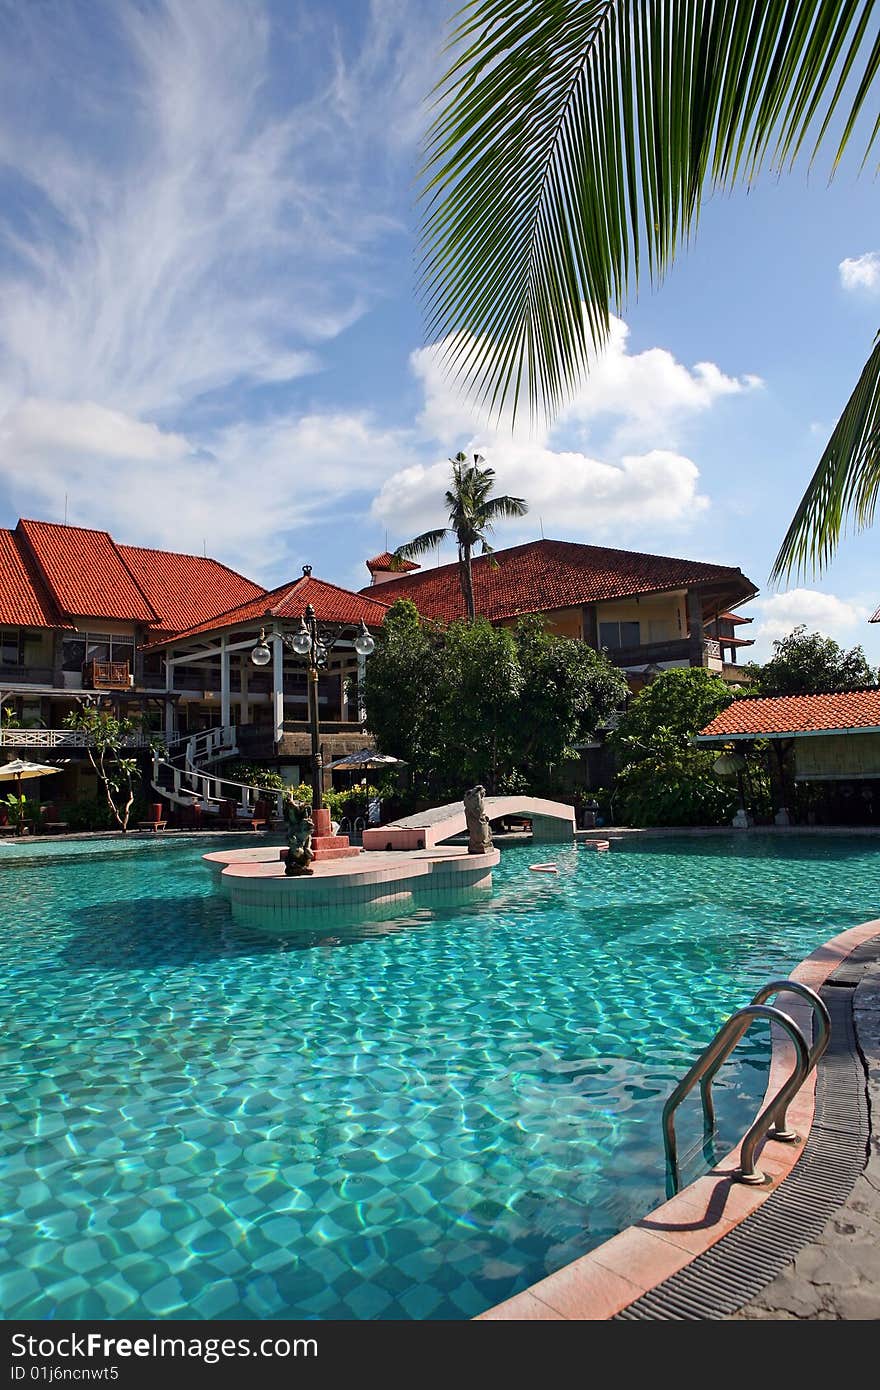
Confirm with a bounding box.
[663,980,831,1194]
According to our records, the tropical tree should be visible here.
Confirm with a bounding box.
[420,1,879,577]
[392,452,527,620]
[64,705,150,833]
[744,624,877,694]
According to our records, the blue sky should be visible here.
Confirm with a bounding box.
[0,0,878,665]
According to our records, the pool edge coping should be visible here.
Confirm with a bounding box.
[477,915,880,1322]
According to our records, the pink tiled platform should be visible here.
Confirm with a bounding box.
[204,843,500,928]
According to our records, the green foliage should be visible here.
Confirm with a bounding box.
[365,608,626,795]
[614,738,739,828]
[362,600,445,769]
[64,705,153,833]
[1,706,22,728]
[0,793,42,830]
[62,796,117,833]
[744,625,877,696]
[611,669,736,827]
[433,618,524,789]
[514,614,628,780]
[611,668,733,763]
[221,761,285,792]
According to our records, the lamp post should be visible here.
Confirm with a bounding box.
[250,594,375,811]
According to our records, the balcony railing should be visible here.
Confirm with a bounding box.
[0,728,154,748]
[84,659,131,689]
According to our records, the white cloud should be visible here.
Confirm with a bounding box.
[839,251,880,294]
[371,444,707,541]
[0,395,414,580]
[374,314,756,544]
[748,589,872,662]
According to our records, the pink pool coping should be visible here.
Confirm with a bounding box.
[204,843,501,885]
[478,915,880,1321]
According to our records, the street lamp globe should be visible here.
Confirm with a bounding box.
[251,629,271,667]
[354,623,375,658]
[291,617,312,657]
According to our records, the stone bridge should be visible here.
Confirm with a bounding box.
[362,795,575,852]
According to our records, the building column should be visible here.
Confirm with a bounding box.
[686,589,704,667]
[272,632,285,746]
[357,651,367,724]
[239,655,249,727]
[582,604,598,650]
[164,652,175,742]
[220,636,231,730]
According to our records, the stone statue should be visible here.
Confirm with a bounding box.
[283,797,315,876]
[463,784,492,855]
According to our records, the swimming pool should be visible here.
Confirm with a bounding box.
[1,832,877,1320]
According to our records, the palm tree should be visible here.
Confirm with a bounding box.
[420,2,879,580]
[392,452,528,620]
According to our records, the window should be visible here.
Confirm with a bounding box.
[62,637,87,673]
[599,621,640,650]
[63,632,135,673]
[0,628,22,666]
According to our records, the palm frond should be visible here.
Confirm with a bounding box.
[481,494,529,521]
[771,332,880,581]
[392,529,449,565]
[421,0,879,423]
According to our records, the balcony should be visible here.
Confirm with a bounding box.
[0,664,54,687]
[84,659,131,690]
[602,638,724,671]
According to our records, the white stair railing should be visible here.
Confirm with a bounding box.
[150,724,284,820]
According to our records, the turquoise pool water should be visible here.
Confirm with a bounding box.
[1,832,877,1320]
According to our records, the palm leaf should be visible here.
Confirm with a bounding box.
[771,332,880,580]
[421,0,879,424]
[392,529,449,565]
[481,494,529,521]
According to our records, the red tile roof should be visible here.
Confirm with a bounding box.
[871,605,880,624]
[366,552,420,574]
[360,538,756,622]
[697,689,880,739]
[716,610,753,625]
[147,572,390,648]
[17,519,157,623]
[119,545,264,633]
[0,529,67,628]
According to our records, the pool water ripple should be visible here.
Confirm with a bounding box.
[1,832,878,1319]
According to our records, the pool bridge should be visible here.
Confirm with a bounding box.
[362,796,575,851]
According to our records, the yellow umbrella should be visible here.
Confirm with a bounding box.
[0,758,61,832]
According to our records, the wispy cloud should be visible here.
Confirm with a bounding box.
[839,250,880,295]
[0,0,444,570]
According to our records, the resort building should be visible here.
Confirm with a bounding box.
[0,519,389,786]
[363,537,757,687]
[697,688,880,824]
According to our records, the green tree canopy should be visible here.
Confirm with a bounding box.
[611,667,734,764]
[610,668,737,827]
[361,599,444,770]
[364,606,626,795]
[421,1,880,576]
[744,625,877,696]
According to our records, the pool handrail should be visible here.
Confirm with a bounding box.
[663,1000,811,1193]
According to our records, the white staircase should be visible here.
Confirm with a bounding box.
[150,725,284,820]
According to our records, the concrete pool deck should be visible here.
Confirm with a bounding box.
[479,918,880,1321]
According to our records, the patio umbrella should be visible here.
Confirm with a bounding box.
[0,758,61,829]
[324,751,407,770]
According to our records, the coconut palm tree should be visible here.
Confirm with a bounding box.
[392,452,527,620]
[420,1,879,580]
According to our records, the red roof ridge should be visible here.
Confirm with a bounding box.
[697,687,880,739]
[17,518,159,624]
[118,541,264,591]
